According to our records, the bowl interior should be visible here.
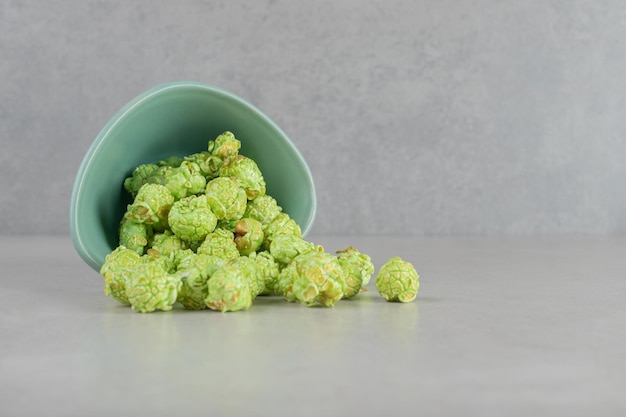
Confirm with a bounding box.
[70,81,316,272]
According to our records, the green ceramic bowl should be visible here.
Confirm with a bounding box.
[70,81,316,272]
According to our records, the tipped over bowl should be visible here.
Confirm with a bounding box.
[70,81,316,272]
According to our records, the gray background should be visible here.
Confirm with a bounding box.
[2,0,625,236]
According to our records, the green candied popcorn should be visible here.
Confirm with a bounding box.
[336,246,375,299]
[216,218,239,233]
[184,151,222,180]
[148,161,206,200]
[249,251,280,295]
[140,249,175,274]
[234,256,265,297]
[375,256,419,302]
[233,218,264,256]
[119,217,151,255]
[165,161,207,200]
[125,259,182,313]
[196,228,240,261]
[172,248,195,267]
[276,252,346,307]
[176,253,226,310]
[269,234,322,267]
[100,246,142,305]
[205,177,247,221]
[243,195,282,229]
[167,247,205,272]
[210,131,241,160]
[123,163,158,197]
[146,165,170,184]
[220,155,266,200]
[148,230,187,258]
[274,265,293,300]
[125,183,174,230]
[168,195,217,242]
[205,259,253,312]
[157,155,183,168]
[146,230,187,272]
[262,213,302,250]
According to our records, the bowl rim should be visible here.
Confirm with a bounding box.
[70,80,317,271]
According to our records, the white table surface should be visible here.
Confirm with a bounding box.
[1,235,625,416]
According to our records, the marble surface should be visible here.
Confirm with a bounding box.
[1,235,625,416]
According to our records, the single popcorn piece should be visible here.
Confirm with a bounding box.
[269,234,322,267]
[233,218,264,256]
[220,155,266,200]
[276,252,346,307]
[176,253,226,310]
[157,155,183,168]
[243,195,282,229]
[148,161,207,200]
[119,217,151,255]
[249,251,280,295]
[145,165,170,184]
[263,213,302,250]
[125,259,182,313]
[196,228,240,261]
[168,195,217,242]
[148,230,187,258]
[100,246,142,305]
[205,259,254,312]
[125,183,174,230]
[205,177,247,220]
[184,151,222,180]
[123,163,158,197]
[336,246,375,299]
[146,230,187,272]
[375,256,419,302]
[210,131,241,160]
[169,161,207,199]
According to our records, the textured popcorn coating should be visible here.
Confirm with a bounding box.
[243,195,282,229]
[210,131,241,160]
[234,218,264,256]
[277,252,346,307]
[168,195,217,242]
[100,246,142,305]
[147,161,206,200]
[196,228,240,261]
[375,256,419,302]
[146,231,188,272]
[220,155,266,200]
[123,163,158,197]
[249,251,280,295]
[269,234,322,267]
[176,253,226,310]
[148,230,187,257]
[336,246,375,299]
[262,213,302,250]
[205,259,253,312]
[125,260,182,313]
[119,217,150,255]
[205,177,247,221]
[125,183,174,229]
[184,151,222,180]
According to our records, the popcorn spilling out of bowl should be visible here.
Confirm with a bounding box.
[100,131,419,313]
